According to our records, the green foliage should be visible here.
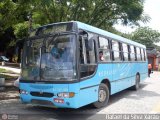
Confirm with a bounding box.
[13,22,40,39]
[13,22,28,39]
[131,27,160,47]
[14,0,149,31]
[0,68,7,73]
[154,45,160,51]
[0,0,150,51]
[0,0,18,31]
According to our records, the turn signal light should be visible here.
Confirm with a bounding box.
[57,92,75,98]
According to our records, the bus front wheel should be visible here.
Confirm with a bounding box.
[92,83,109,108]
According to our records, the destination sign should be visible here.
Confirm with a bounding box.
[30,23,74,36]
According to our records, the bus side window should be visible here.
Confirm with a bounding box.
[134,46,137,61]
[112,40,121,61]
[98,37,111,62]
[79,36,84,64]
[130,45,135,61]
[119,42,123,61]
[127,45,131,61]
[143,49,146,61]
[140,48,143,61]
[122,43,129,61]
[136,47,141,61]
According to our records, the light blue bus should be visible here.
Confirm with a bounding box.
[20,21,148,108]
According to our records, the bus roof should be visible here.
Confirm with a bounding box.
[34,21,145,48]
[74,21,146,48]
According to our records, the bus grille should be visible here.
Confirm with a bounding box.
[30,92,54,98]
[31,99,53,106]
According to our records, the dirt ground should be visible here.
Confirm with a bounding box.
[0,86,19,100]
[0,67,20,100]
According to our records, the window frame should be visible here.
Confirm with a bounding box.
[98,36,111,62]
[122,43,129,61]
[134,46,137,61]
[111,40,122,61]
[136,47,141,61]
[79,32,98,80]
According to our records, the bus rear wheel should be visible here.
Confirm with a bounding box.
[132,74,140,90]
[92,83,109,108]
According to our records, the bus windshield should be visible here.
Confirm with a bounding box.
[21,34,77,81]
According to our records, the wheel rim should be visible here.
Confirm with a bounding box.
[99,89,107,102]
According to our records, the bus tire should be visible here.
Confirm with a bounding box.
[132,74,140,90]
[92,83,109,108]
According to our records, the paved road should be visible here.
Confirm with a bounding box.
[0,72,160,120]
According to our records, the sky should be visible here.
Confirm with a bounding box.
[114,0,160,33]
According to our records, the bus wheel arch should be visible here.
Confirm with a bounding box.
[92,79,110,108]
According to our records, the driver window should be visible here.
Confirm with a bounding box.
[79,33,97,79]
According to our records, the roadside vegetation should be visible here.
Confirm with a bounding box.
[0,68,19,80]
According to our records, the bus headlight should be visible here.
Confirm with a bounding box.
[57,92,75,98]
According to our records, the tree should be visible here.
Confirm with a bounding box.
[0,0,150,58]
[13,22,40,39]
[15,0,149,30]
[0,0,149,40]
[131,27,160,48]
[0,0,25,51]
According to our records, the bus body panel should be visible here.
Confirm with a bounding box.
[20,83,80,108]
[111,62,148,94]
[78,83,99,107]
[112,63,133,92]
[76,62,148,107]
